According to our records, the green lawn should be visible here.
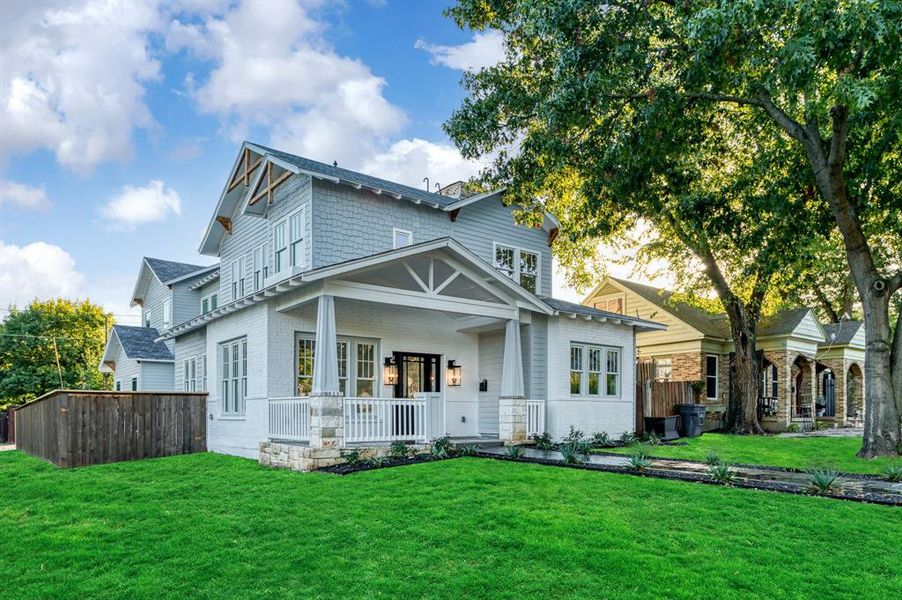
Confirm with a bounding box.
[603,433,900,475]
[2,452,900,599]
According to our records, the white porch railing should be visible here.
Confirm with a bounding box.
[527,399,545,437]
[269,396,310,442]
[344,397,428,443]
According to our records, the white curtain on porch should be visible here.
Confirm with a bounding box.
[500,318,524,398]
[312,295,340,395]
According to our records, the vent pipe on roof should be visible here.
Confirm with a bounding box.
[423,176,430,191]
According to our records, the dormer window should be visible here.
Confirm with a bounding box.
[143,310,151,328]
[162,298,172,329]
[393,228,413,248]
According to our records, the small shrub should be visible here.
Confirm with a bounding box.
[707,463,737,484]
[532,432,554,451]
[641,431,661,446]
[459,444,480,457]
[563,426,584,445]
[558,442,583,465]
[341,448,363,466]
[785,423,800,433]
[388,441,410,460]
[807,469,840,495]
[428,436,455,459]
[627,450,651,471]
[591,431,610,447]
[369,456,389,468]
[704,450,722,466]
[815,420,830,431]
[883,464,902,483]
[505,445,526,459]
[618,431,636,445]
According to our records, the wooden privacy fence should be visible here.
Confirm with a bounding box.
[635,380,697,435]
[15,390,207,468]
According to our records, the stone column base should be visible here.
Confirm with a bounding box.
[309,392,344,449]
[499,395,527,445]
[259,441,432,472]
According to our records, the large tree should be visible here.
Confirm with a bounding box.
[0,299,111,407]
[445,0,902,456]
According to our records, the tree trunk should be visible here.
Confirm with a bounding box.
[724,301,765,434]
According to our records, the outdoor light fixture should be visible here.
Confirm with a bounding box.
[383,356,398,385]
[446,360,462,386]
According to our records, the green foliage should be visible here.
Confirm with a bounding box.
[532,432,554,451]
[459,445,480,457]
[807,469,841,495]
[0,299,112,407]
[882,464,902,483]
[558,442,583,465]
[627,450,651,472]
[505,445,526,459]
[704,451,722,466]
[563,426,584,445]
[430,436,454,455]
[591,431,610,447]
[369,456,390,468]
[618,431,636,446]
[341,449,363,467]
[389,441,411,460]
[785,424,801,434]
[707,464,737,484]
[641,431,661,446]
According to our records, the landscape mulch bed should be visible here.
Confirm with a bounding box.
[318,451,901,507]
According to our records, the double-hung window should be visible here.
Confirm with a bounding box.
[706,355,719,400]
[131,376,138,391]
[296,334,377,397]
[143,310,151,328]
[183,357,196,392]
[273,220,287,274]
[162,298,172,329]
[289,211,304,267]
[199,353,207,391]
[230,260,244,300]
[570,343,621,398]
[493,243,540,293]
[253,244,267,291]
[221,338,247,415]
[201,292,218,315]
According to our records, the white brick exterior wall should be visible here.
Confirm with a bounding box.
[545,317,637,439]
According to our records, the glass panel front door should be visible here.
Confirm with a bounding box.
[394,352,441,399]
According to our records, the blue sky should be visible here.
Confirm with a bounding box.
[0,0,618,324]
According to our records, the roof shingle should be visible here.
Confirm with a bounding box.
[112,325,174,361]
[144,257,212,283]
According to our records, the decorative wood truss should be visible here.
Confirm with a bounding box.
[249,161,293,206]
[227,148,264,192]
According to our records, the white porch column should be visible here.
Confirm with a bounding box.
[309,295,343,450]
[499,318,527,444]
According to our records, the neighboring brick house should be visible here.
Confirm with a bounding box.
[584,277,865,432]
[99,141,666,470]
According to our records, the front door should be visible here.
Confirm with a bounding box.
[394,352,441,398]
[822,372,836,417]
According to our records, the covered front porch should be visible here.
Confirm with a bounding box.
[258,240,550,470]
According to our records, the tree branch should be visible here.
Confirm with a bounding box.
[754,93,809,143]
[888,271,902,297]
[828,105,849,170]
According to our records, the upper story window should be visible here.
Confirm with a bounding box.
[252,244,268,291]
[201,292,218,314]
[493,243,539,293]
[162,298,171,329]
[570,343,621,398]
[393,228,413,249]
[594,294,625,314]
[274,210,304,275]
[230,260,244,300]
[143,310,151,328]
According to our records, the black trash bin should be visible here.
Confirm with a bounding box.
[676,404,706,437]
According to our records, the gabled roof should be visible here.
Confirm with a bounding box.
[821,320,864,347]
[144,257,211,284]
[100,325,174,372]
[758,308,813,337]
[200,141,560,256]
[611,278,731,338]
[540,296,666,333]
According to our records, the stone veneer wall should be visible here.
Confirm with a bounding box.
[259,442,431,472]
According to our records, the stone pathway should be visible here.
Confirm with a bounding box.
[0,444,15,452]
[779,427,863,438]
[479,446,902,505]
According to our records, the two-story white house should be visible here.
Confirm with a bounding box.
[103,142,664,470]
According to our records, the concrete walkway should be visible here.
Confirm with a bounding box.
[479,446,902,505]
[779,427,863,438]
[0,444,15,452]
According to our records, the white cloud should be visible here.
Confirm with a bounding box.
[98,180,182,230]
[169,0,406,169]
[415,31,505,71]
[362,138,488,190]
[0,241,85,309]
[0,0,162,173]
[0,180,52,211]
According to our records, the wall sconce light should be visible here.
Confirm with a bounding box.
[446,359,462,386]
[383,356,398,385]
